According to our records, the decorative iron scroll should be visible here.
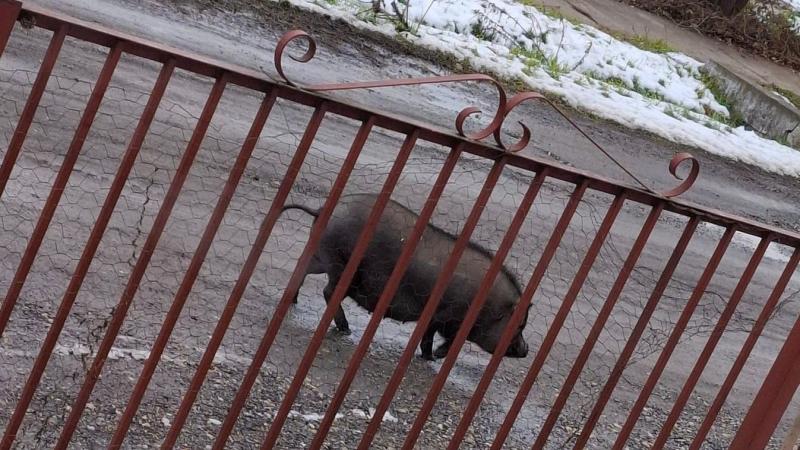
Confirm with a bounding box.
[662,152,700,198]
[274,30,699,199]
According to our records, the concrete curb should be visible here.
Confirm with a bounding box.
[702,60,800,148]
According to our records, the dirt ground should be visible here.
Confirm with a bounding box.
[0,0,799,449]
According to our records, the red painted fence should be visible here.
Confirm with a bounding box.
[0,1,799,448]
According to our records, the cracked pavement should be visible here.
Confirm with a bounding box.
[0,0,799,448]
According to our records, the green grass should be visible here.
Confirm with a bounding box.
[544,56,569,79]
[510,45,568,79]
[355,6,381,25]
[610,31,675,54]
[603,76,626,90]
[604,77,630,96]
[664,105,699,121]
[470,19,496,41]
[664,105,680,118]
[777,134,791,147]
[510,45,546,69]
[770,84,800,110]
[601,76,634,96]
[585,74,665,101]
[632,77,664,101]
[698,71,745,128]
[584,75,628,96]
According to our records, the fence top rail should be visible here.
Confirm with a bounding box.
[10,0,800,248]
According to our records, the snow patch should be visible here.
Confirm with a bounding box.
[350,408,369,419]
[700,221,794,263]
[288,410,341,422]
[369,407,399,423]
[41,342,252,366]
[287,408,397,422]
[37,0,800,177]
[207,418,222,426]
[281,0,800,177]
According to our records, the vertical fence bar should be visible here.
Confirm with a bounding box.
[488,190,626,450]
[3,11,798,450]
[257,129,419,450]
[450,179,590,450]
[0,0,21,60]
[0,58,174,449]
[0,40,121,339]
[532,202,664,449]
[401,168,549,450]
[0,21,65,200]
[653,235,773,448]
[574,216,699,449]
[357,157,507,450]
[161,102,330,449]
[108,89,278,449]
[54,74,228,450]
[307,144,465,450]
[201,116,374,450]
[612,225,738,450]
[691,248,800,449]
[730,299,800,450]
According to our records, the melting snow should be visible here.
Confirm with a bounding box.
[281,0,800,177]
[700,221,795,263]
[287,408,398,422]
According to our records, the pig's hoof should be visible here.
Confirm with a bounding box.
[433,346,450,359]
[419,352,435,361]
[334,327,351,335]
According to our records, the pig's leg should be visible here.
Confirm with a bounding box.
[433,338,454,359]
[324,279,350,334]
[295,252,326,305]
[292,270,310,305]
[420,326,436,361]
[292,276,302,304]
[433,321,457,359]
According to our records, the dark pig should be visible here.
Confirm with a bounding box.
[281,194,529,360]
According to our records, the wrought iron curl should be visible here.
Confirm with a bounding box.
[492,91,545,152]
[495,91,701,197]
[273,29,700,198]
[274,30,317,87]
[274,30,506,141]
[661,152,700,198]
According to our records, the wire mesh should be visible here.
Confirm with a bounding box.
[0,10,799,450]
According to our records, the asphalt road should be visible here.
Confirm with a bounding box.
[0,0,799,448]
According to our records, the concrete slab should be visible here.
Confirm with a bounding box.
[704,61,800,146]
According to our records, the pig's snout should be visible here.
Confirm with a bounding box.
[505,336,528,358]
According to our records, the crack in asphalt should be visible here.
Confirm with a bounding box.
[130,169,158,268]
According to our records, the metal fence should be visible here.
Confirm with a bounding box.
[1,1,800,448]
